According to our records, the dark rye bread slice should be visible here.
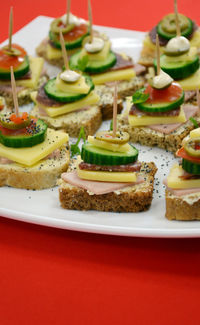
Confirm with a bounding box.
[58,161,157,212]
[165,189,200,220]
[117,106,200,153]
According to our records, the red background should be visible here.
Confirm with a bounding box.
[1,1,200,324]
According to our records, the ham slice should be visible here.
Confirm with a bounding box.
[0,156,13,164]
[149,104,199,134]
[61,171,144,195]
[134,63,146,76]
[184,90,196,102]
[163,178,200,196]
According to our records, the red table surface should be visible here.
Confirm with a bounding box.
[1,1,200,324]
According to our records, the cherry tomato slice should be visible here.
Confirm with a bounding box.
[176,147,200,163]
[0,44,27,70]
[145,82,183,104]
[54,24,88,42]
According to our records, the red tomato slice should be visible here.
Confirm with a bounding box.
[62,24,88,41]
[0,124,27,136]
[0,44,27,70]
[145,82,182,104]
[176,147,200,163]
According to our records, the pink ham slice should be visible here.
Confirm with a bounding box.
[0,156,14,164]
[163,178,200,196]
[61,171,144,195]
[134,63,147,76]
[149,104,199,134]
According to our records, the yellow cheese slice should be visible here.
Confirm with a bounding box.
[88,136,131,152]
[0,57,44,89]
[178,69,200,91]
[126,98,186,126]
[77,165,137,182]
[92,68,135,85]
[167,164,200,189]
[55,75,90,94]
[32,91,99,117]
[143,35,165,52]
[46,42,78,60]
[190,30,200,48]
[0,129,68,167]
[165,47,197,63]
[79,40,111,62]
[190,127,200,138]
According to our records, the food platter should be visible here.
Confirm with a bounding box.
[1,15,200,238]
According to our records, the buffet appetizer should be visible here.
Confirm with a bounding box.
[0,67,69,189]
[117,35,200,153]
[32,31,101,137]
[139,0,200,67]
[164,125,200,220]
[68,0,144,105]
[0,8,46,108]
[36,0,91,67]
[58,83,157,212]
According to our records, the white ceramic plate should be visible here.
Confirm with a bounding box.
[1,16,200,238]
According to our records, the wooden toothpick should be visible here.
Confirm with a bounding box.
[174,0,181,37]
[196,88,200,117]
[8,7,13,51]
[59,30,69,70]
[156,34,160,75]
[88,0,93,43]
[66,0,71,26]
[10,66,19,117]
[112,82,118,138]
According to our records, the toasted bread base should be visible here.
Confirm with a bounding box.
[117,113,200,153]
[0,146,69,190]
[58,162,157,212]
[31,105,102,137]
[165,189,200,220]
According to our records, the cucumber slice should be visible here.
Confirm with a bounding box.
[154,55,199,80]
[69,51,117,74]
[182,158,200,175]
[44,75,94,103]
[49,30,89,50]
[81,142,138,166]
[135,90,184,113]
[157,17,193,40]
[0,119,47,148]
[0,56,29,80]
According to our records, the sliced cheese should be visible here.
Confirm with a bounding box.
[88,136,130,152]
[178,69,200,91]
[190,30,200,49]
[165,47,197,63]
[167,164,200,189]
[77,165,137,182]
[0,57,43,89]
[92,68,135,85]
[55,75,90,94]
[79,40,111,61]
[0,129,68,167]
[126,98,186,126]
[46,42,78,60]
[190,127,200,138]
[33,91,99,117]
[143,35,165,52]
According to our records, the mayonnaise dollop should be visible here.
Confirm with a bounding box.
[60,70,81,83]
[166,36,190,54]
[84,37,105,53]
[152,69,173,89]
[61,13,86,26]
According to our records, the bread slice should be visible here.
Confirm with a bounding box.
[58,161,157,212]
[31,104,102,137]
[0,146,69,190]
[117,110,200,153]
[0,75,48,108]
[165,189,200,220]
